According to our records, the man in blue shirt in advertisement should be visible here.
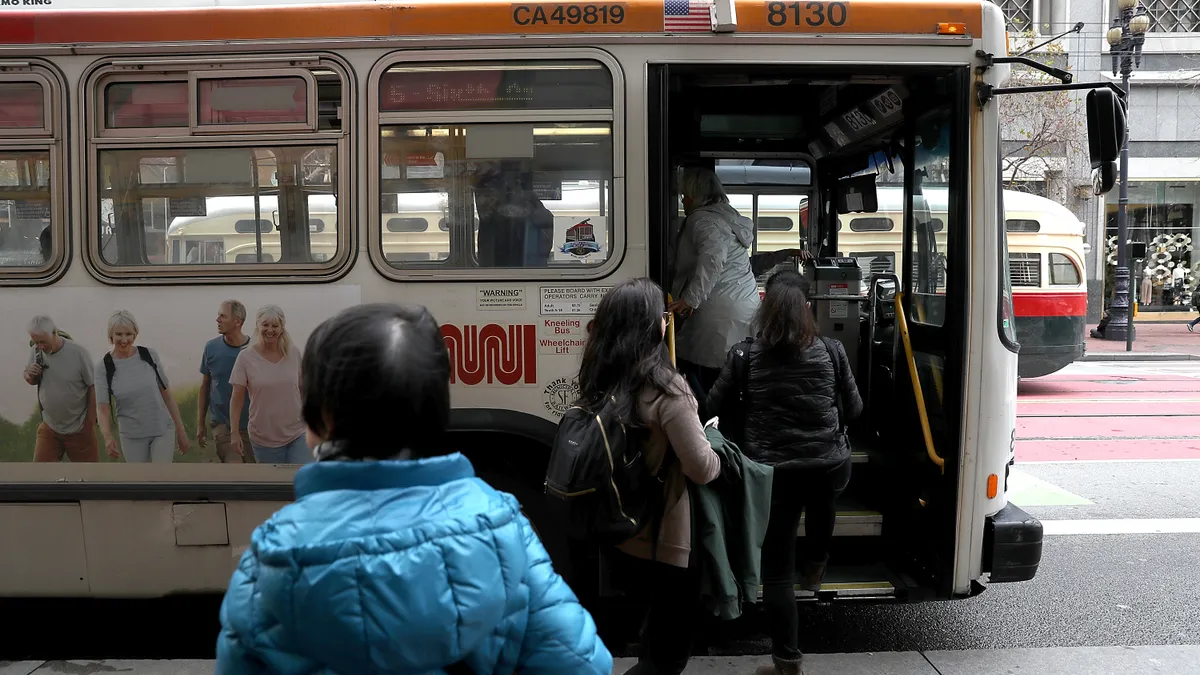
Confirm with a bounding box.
[197,300,254,463]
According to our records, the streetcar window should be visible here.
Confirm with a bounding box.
[88,59,348,279]
[235,252,274,262]
[850,217,893,232]
[234,219,273,234]
[105,81,189,129]
[1049,252,1081,285]
[375,58,617,276]
[759,216,794,232]
[386,217,429,233]
[1006,218,1040,233]
[0,82,46,129]
[1009,252,1042,287]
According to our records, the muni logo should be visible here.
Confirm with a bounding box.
[441,324,537,386]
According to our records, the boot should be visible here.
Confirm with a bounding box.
[754,655,803,675]
[799,558,828,593]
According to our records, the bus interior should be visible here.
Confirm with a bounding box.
[648,64,972,604]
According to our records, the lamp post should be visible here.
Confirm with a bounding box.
[1103,0,1149,349]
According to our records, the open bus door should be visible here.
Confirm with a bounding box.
[648,62,978,602]
[889,81,969,598]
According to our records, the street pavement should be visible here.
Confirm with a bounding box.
[7,646,1200,674]
[1085,318,1200,358]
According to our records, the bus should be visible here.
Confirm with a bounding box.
[0,0,1119,605]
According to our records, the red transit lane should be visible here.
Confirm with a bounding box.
[1016,368,1200,462]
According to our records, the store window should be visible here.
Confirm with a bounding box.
[1108,181,1198,310]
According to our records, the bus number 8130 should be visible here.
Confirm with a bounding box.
[767,1,849,27]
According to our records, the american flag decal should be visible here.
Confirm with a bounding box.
[664,0,712,32]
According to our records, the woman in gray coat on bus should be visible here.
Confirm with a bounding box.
[668,166,808,410]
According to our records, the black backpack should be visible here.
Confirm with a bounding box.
[545,397,672,552]
[103,346,166,404]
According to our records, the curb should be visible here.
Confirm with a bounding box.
[1079,352,1200,362]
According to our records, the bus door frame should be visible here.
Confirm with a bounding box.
[896,66,971,599]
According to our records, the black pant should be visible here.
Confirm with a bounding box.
[760,458,853,661]
[609,550,702,675]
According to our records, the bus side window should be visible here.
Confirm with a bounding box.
[0,72,64,282]
[88,62,347,279]
[374,58,618,274]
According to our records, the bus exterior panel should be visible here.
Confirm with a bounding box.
[0,0,1040,604]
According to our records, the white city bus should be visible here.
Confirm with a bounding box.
[0,0,1116,604]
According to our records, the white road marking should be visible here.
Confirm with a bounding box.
[1020,458,1200,465]
[1042,518,1200,536]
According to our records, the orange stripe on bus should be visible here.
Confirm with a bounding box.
[735,0,983,36]
[0,0,986,45]
[0,1,664,45]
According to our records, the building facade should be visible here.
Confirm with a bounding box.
[995,0,1200,321]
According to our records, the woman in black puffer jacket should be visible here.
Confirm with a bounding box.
[705,269,863,675]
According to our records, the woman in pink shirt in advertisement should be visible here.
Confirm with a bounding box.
[228,305,310,464]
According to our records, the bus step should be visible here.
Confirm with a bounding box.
[756,565,897,601]
[798,499,883,537]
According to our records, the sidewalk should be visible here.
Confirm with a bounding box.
[6,647,1200,674]
[1084,320,1200,361]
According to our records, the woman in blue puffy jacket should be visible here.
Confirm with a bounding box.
[216,302,613,675]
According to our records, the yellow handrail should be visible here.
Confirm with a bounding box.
[666,294,677,366]
[894,291,945,473]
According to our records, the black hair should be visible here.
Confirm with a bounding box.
[755,269,819,352]
[301,303,451,459]
[38,227,51,261]
[576,277,683,426]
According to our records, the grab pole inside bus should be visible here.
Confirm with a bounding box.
[666,294,677,366]
[895,291,945,473]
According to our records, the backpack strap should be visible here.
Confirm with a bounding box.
[819,337,846,435]
[137,346,167,391]
[103,353,116,405]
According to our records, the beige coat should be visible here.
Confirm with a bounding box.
[616,375,722,568]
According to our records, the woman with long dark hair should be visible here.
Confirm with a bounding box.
[706,270,863,675]
[217,303,612,675]
[578,277,720,675]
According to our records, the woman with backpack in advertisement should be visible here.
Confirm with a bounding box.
[95,310,190,463]
[574,277,721,675]
[706,270,863,675]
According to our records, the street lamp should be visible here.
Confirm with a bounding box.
[1102,0,1149,349]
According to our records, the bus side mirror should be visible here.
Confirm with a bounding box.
[1092,161,1117,196]
[1086,88,1125,171]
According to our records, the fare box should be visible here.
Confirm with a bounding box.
[828,283,849,319]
